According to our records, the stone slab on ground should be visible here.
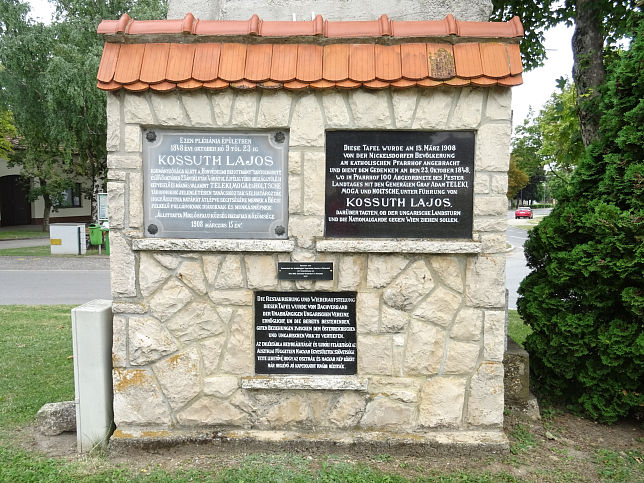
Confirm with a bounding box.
[36,401,76,436]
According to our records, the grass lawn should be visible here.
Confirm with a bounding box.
[0,228,49,241]
[508,309,532,347]
[0,246,104,257]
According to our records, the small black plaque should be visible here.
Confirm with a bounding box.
[255,291,356,375]
[277,262,334,281]
[325,130,474,238]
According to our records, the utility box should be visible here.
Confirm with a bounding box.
[71,300,113,452]
[50,223,86,255]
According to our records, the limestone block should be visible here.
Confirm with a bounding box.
[484,310,506,362]
[480,233,507,253]
[208,289,253,305]
[348,90,391,128]
[475,123,511,171]
[153,347,201,410]
[369,377,422,403]
[113,368,172,426]
[166,300,225,342]
[201,335,227,374]
[360,397,414,430]
[380,304,409,332]
[383,260,434,310]
[444,340,481,374]
[245,255,278,289]
[177,259,207,294]
[413,286,462,327]
[451,307,484,341]
[154,253,182,270]
[110,231,136,297]
[149,278,194,321]
[231,91,259,127]
[490,173,508,194]
[337,255,364,290]
[474,173,490,194]
[150,93,186,125]
[263,395,309,427]
[291,247,315,262]
[177,397,248,426]
[107,153,141,169]
[413,89,455,129]
[473,217,507,232]
[392,89,418,128]
[124,125,141,152]
[128,316,178,366]
[357,334,392,375]
[467,361,504,426]
[112,315,127,367]
[328,392,367,428]
[128,172,143,228]
[290,94,324,146]
[392,333,406,375]
[36,401,76,435]
[321,91,350,127]
[289,173,302,214]
[288,150,302,174]
[106,93,120,151]
[124,93,153,124]
[108,169,126,181]
[139,252,170,297]
[302,151,326,215]
[220,308,253,374]
[449,88,484,129]
[403,319,444,375]
[366,254,409,288]
[465,255,506,308]
[204,375,239,398]
[288,216,324,249]
[214,255,244,289]
[199,254,221,285]
[181,91,215,126]
[257,90,291,127]
[356,292,380,333]
[217,306,234,323]
[474,196,507,216]
[418,376,467,427]
[112,302,147,314]
[107,182,124,228]
[211,90,234,125]
[486,87,512,120]
[428,255,464,293]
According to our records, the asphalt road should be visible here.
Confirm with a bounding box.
[0,255,111,305]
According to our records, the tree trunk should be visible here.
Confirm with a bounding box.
[39,177,52,232]
[572,0,606,147]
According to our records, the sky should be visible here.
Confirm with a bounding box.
[25,0,574,128]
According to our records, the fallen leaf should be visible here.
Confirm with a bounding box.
[67,355,74,359]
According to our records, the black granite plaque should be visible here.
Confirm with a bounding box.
[255,291,357,375]
[143,129,289,239]
[277,262,334,281]
[325,130,474,238]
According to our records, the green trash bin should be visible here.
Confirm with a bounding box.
[88,223,103,246]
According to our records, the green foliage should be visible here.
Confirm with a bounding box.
[518,17,644,423]
[507,310,532,348]
[507,157,529,200]
[0,108,17,159]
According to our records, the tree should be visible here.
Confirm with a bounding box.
[0,108,16,160]
[507,156,530,201]
[0,0,167,227]
[517,15,643,422]
[492,1,640,146]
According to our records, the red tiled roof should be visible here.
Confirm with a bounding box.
[96,14,524,92]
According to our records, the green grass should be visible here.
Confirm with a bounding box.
[0,305,75,428]
[595,449,644,481]
[507,310,532,348]
[0,245,104,257]
[0,229,49,240]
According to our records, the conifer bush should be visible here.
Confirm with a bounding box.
[517,17,643,423]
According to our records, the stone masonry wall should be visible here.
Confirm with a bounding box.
[106,86,511,441]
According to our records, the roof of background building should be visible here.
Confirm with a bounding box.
[96,13,524,92]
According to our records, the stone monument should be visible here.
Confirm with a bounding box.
[96,0,522,450]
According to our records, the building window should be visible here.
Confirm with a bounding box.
[57,183,82,208]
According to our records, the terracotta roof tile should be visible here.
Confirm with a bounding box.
[97,14,524,92]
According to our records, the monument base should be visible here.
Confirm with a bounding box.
[110,427,508,456]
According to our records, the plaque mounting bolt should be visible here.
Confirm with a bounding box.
[274,132,285,143]
[147,224,158,235]
[274,225,285,236]
[146,131,157,142]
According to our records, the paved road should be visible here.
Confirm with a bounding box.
[0,255,111,305]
